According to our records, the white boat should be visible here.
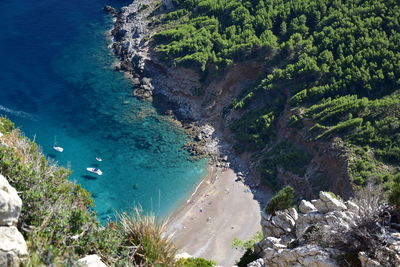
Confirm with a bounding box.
[96,157,103,162]
[53,146,64,152]
[86,167,103,176]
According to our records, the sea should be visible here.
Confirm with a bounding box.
[0,0,207,222]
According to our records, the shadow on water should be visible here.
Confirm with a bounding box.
[82,175,98,180]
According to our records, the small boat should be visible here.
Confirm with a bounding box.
[53,146,64,152]
[86,167,103,176]
[96,157,103,162]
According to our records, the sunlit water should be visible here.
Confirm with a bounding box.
[0,0,207,222]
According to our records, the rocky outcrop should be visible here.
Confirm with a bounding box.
[251,191,400,267]
[77,255,107,267]
[0,174,27,267]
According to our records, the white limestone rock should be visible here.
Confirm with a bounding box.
[247,258,264,267]
[288,207,298,221]
[358,252,381,267]
[0,226,28,267]
[312,199,329,214]
[261,245,340,267]
[272,211,295,233]
[261,219,285,238]
[299,200,317,213]
[175,252,192,259]
[0,175,22,226]
[319,192,347,212]
[77,255,107,267]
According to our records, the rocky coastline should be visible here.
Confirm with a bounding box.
[105,0,265,194]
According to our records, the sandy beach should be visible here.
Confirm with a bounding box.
[165,165,270,266]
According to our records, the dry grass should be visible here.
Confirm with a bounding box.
[118,208,177,267]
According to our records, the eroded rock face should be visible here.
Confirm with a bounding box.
[0,226,28,267]
[250,191,400,267]
[0,174,22,226]
[0,174,27,267]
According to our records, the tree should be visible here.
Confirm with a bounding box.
[265,186,295,215]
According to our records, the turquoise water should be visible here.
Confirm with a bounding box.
[0,0,207,222]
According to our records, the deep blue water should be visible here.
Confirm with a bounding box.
[0,0,206,222]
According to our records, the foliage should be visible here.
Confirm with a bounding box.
[0,117,198,266]
[307,184,397,266]
[176,257,216,267]
[236,248,259,267]
[259,142,311,190]
[0,116,15,133]
[388,173,400,209]
[118,209,177,266]
[154,0,400,196]
[232,231,263,251]
[265,186,295,215]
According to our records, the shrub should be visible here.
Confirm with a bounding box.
[307,184,397,265]
[176,257,215,267]
[119,209,177,266]
[265,186,295,215]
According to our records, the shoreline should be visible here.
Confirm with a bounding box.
[105,1,272,264]
[165,163,268,266]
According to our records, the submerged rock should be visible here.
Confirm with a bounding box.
[103,5,116,15]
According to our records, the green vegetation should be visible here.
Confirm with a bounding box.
[264,186,295,215]
[0,117,211,266]
[176,257,215,267]
[232,231,263,251]
[155,0,400,194]
[259,142,311,189]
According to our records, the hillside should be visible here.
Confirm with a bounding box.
[150,0,400,198]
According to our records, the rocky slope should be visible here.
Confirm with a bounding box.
[108,0,268,197]
[108,0,355,200]
[249,191,400,266]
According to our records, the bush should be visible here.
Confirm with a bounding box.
[176,257,215,267]
[265,186,295,215]
[388,173,400,210]
[307,184,397,265]
[236,248,259,267]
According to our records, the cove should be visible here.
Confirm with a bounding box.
[0,0,207,222]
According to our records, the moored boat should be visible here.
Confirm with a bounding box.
[86,167,103,176]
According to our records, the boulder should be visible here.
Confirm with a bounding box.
[272,211,295,233]
[319,192,347,212]
[288,208,298,221]
[103,6,116,15]
[247,258,265,267]
[0,226,28,267]
[312,199,329,214]
[299,200,317,213]
[77,255,107,267]
[255,245,340,267]
[0,174,22,226]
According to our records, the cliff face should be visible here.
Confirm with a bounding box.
[0,174,27,267]
[109,1,355,200]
